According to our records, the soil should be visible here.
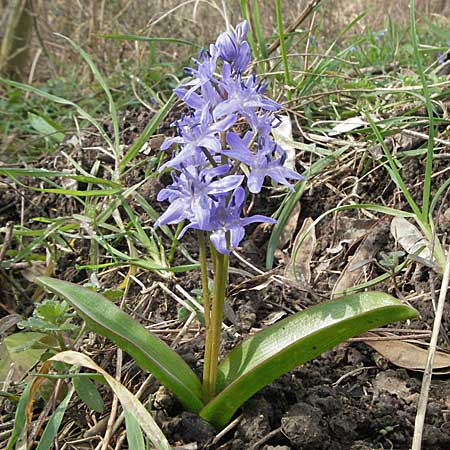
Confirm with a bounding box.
[1,104,450,450]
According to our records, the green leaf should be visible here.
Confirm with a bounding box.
[73,375,105,413]
[36,277,203,413]
[125,409,146,450]
[17,317,76,333]
[36,386,74,450]
[200,292,416,428]
[0,78,115,154]
[0,332,47,385]
[28,112,65,142]
[0,167,121,188]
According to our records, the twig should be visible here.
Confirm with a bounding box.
[248,426,282,450]
[411,248,450,450]
[0,222,13,261]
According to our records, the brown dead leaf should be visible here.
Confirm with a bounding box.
[372,371,411,399]
[332,219,389,298]
[363,334,450,371]
[274,202,301,262]
[328,217,375,255]
[285,217,316,285]
[391,217,432,262]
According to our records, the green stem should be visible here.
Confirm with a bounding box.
[168,221,184,264]
[198,231,212,401]
[205,249,228,400]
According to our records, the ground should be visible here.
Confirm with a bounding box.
[1,96,450,449]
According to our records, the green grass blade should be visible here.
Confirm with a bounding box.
[125,409,146,450]
[409,0,435,221]
[0,168,121,188]
[365,112,422,218]
[0,78,115,154]
[119,93,175,172]
[56,34,120,160]
[100,33,198,47]
[5,382,32,450]
[275,0,291,99]
[266,145,349,269]
[36,386,75,450]
[6,172,121,197]
[36,277,203,412]
[239,0,259,64]
[73,376,105,413]
[50,351,171,450]
[200,292,416,428]
[251,0,267,60]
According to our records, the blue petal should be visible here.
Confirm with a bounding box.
[155,199,190,226]
[247,170,265,194]
[208,175,244,195]
[210,229,230,254]
[229,225,245,248]
[241,214,276,226]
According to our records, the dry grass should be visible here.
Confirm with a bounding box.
[6,0,449,84]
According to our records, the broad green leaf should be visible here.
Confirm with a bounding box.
[36,386,74,450]
[73,375,105,413]
[200,292,416,428]
[36,277,203,412]
[0,332,47,384]
[125,409,146,450]
[49,351,171,450]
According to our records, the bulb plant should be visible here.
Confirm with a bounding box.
[37,22,417,430]
[154,21,302,401]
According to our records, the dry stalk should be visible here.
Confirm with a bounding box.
[411,247,450,450]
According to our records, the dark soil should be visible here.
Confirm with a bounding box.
[1,104,450,450]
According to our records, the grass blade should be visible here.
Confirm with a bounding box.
[124,409,146,450]
[409,0,435,221]
[119,93,175,172]
[100,33,198,47]
[56,34,120,161]
[5,382,32,450]
[35,386,75,450]
[0,78,115,154]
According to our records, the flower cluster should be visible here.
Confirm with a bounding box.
[156,21,303,254]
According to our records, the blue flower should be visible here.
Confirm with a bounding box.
[225,132,303,193]
[216,21,251,73]
[156,21,303,253]
[160,112,237,169]
[179,187,276,254]
[156,163,244,229]
[214,66,280,121]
